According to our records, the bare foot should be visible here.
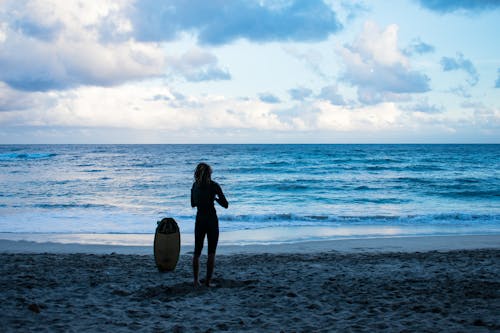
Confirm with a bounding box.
[193,280,201,288]
[205,280,218,288]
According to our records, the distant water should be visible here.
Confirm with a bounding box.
[0,144,499,244]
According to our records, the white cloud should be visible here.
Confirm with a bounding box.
[0,2,497,143]
[0,82,55,112]
[461,102,500,131]
[0,0,165,91]
[0,83,289,132]
[353,22,408,67]
[2,82,498,142]
[314,101,402,131]
[338,21,430,104]
[0,22,7,43]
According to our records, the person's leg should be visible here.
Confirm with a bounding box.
[193,222,205,287]
[206,253,215,287]
[192,255,200,287]
[205,220,219,287]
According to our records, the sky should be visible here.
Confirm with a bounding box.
[0,0,499,143]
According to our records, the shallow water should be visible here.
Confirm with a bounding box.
[0,144,499,244]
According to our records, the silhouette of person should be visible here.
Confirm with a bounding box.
[191,163,228,287]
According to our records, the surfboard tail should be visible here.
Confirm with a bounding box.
[154,217,181,272]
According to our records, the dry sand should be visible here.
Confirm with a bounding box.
[1,239,500,332]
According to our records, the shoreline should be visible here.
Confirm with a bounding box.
[1,233,499,255]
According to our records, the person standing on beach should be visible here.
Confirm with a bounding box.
[191,163,228,287]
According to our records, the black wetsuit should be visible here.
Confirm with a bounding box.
[191,180,228,256]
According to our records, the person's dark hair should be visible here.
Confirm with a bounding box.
[194,163,212,185]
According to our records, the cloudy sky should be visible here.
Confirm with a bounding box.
[0,0,499,143]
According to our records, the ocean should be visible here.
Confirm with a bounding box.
[0,144,499,246]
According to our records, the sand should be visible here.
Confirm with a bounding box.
[1,236,500,332]
[1,234,500,255]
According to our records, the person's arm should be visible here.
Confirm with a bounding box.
[214,183,228,209]
[191,184,197,208]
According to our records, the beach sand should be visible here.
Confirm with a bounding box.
[1,236,500,332]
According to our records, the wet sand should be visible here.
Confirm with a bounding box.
[1,245,499,332]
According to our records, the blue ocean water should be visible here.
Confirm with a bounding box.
[0,144,499,244]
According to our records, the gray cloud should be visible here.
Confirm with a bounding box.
[271,104,320,128]
[289,87,313,101]
[440,53,479,86]
[152,91,186,102]
[11,18,62,42]
[318,85,346,105]
[448,85,472,98]
[130,0,343,45]
[1,0,64,42]
[416,0,500,13]
[343,60,430,97]
[166,49,231,82]
[339,1,369,22]
[403,38,435,56]
[150,91,203,109]
[404,98,444,113]
[184,67,231,82]
[0,0,343,92]
[283,46,329,79]
[259,93,281,104]
[460,101,485,109]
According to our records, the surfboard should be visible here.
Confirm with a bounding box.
[154,217,180,272]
